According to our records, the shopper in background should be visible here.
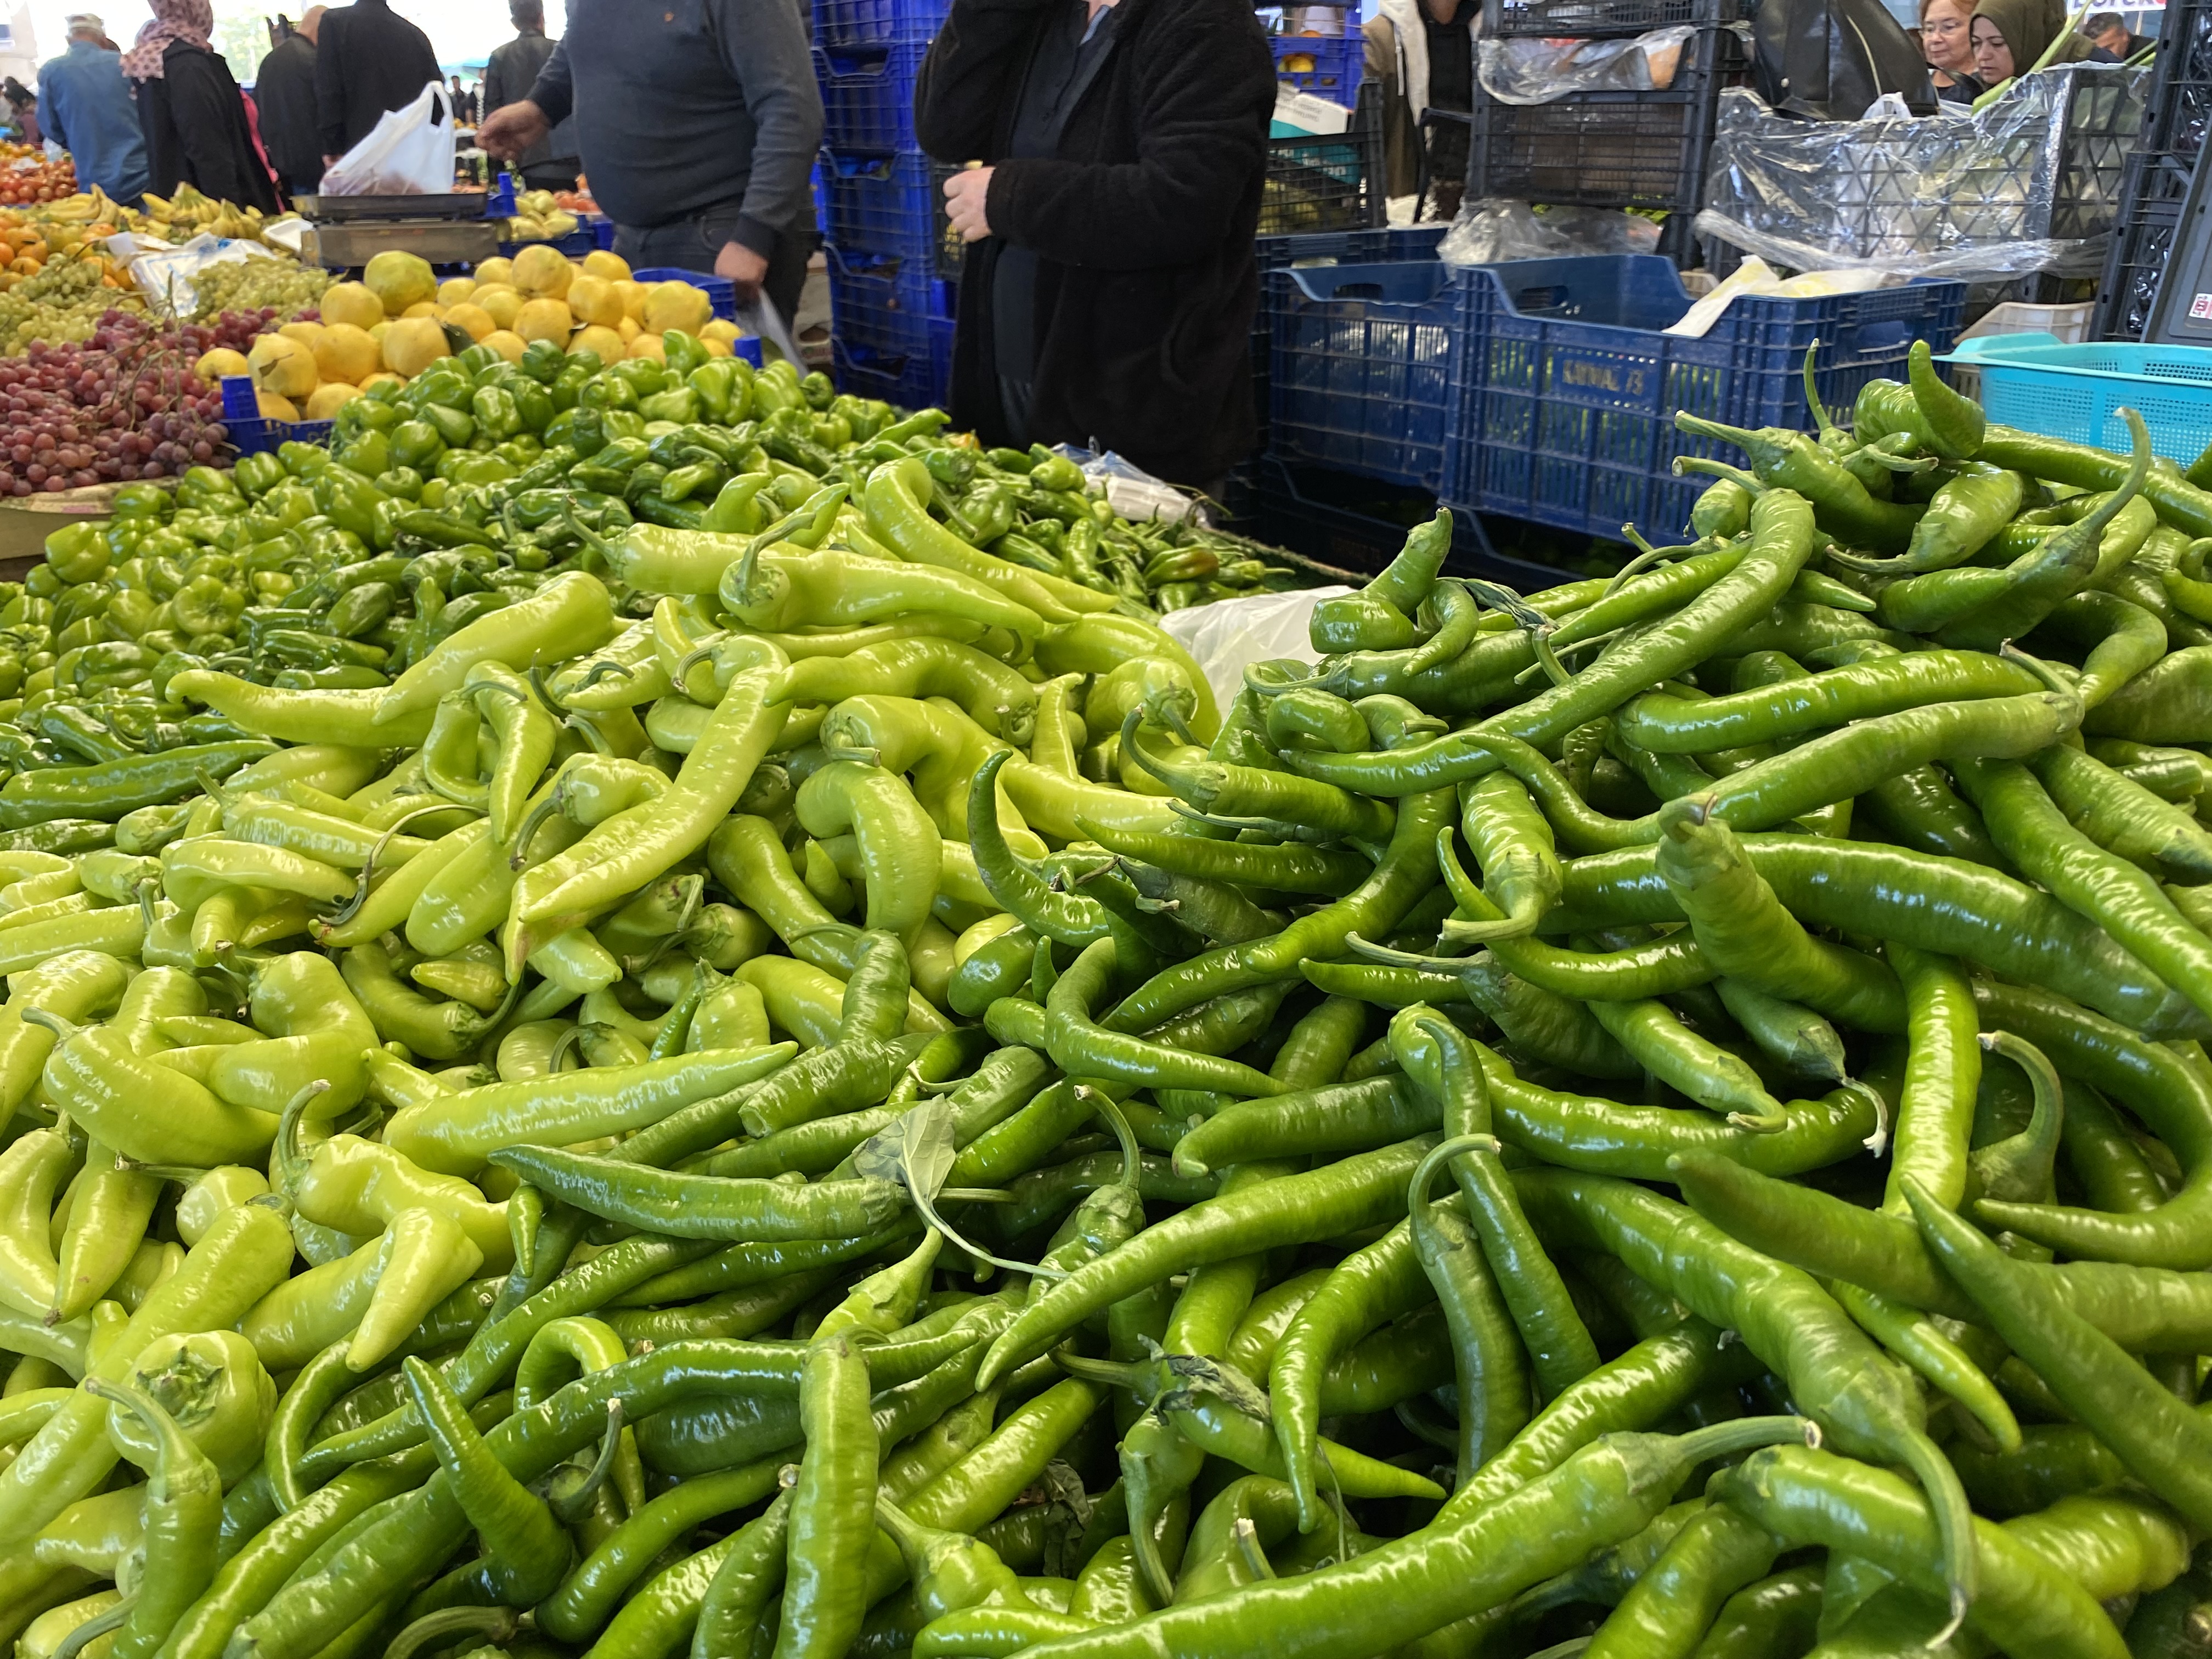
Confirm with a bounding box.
[475,0,822,321]
[916,0,1275,492]
[1369,0,1475,215]
[2083,10,2147,58]
[482,0,578,193]
[125,0,282,212]
[255,7,324,200]
[2,81,37,146]
[314,0,441,165]
[1921,0,1983,100]
[1970,0,2097,85]
[35,14,147,202]
[448,74,477,123]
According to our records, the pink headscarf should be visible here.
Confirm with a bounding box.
[120,0,212,81]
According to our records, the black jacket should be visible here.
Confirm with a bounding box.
[484,30,576,168]
[314,0,441,158]
[253,32,320,192]
[136,43,281,212]
[914,0,1274,486]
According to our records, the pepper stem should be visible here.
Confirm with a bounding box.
[385,1605,521,1659]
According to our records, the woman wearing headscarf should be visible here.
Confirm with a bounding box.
[1968,0,2101,91]
[123,0,281,211]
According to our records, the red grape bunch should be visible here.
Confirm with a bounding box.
[0,307,278,494]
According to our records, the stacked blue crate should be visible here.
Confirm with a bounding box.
[1266,4,1363,104]
[813,1,958,410]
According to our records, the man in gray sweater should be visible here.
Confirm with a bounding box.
[476,0,822,323]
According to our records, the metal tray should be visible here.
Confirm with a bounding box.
[297,193,486,223]
[307,219,500,269]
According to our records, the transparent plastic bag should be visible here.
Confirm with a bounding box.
[319,81,455,196]
[1158,587,1353,716]
[1440,199,1659,266]
[120,233,283,315]
[1698,64,2147,280]
[1476,27,1695,105]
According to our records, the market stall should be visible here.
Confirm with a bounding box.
[1,4,2211,1658]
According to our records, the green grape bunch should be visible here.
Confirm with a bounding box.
[186,258,330,324]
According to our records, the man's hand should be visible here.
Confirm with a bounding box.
[477,99,549,161]
[715,240,770,302]
[942,166,996,242]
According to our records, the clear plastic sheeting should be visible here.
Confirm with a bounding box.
[1440,198,1661,266]
[1475,27,1697,105]
[1698,64,2147,280]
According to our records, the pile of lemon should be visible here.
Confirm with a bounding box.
[191,246,749,424]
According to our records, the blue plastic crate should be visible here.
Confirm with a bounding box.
[1272,31,1362,100]
[218,376,332,457]
[816,45,928,151]
[815,0,946,49]
[826,242,955,331]
[1268,261,1464,492]
[1256,223,1447,271]
[496,227,597,260]
[834,317,953,409]
[1942,335,2212,464]
[587,215,615,251]
[816,148,953,270]
[630,267,738,323]
[1252,224,1447,439]
[1444,255,1966,542]
[1703,280,1970,430]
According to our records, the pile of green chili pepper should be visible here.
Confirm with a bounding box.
[7,336,2212,1659]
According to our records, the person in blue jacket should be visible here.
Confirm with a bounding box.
[36,13,149,206]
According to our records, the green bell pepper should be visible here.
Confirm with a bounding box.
[639,386,700,425]
[388,420,445,472]
[689,359,749,423]
[661,330,710,377]
[422,403,477,449]
[582,374,639,413]
[44,521,110,584]
[373,466,425,503]
[231,453,289,499]
[471,385,523,443]
[335,428,391,482]
[520,339,568,383]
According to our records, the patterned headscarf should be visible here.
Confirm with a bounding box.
[120,0,213,81]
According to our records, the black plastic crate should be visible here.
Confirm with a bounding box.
[1251,455,1583,586]
[1261,83,1385,236]
[1481,0,1736,37]
[2095,149,2195,341]
[2147,0,2212,160]
[1468,24,1743,211]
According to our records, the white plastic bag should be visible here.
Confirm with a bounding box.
[319,82,454,196]
[120,233,284,313]
[1158,587,1352,718]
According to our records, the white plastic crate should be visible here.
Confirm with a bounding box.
[1949,301,2095,398]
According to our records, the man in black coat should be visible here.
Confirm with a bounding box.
[314,0,441,166]
[254,7,323,200]
[915,0,1275,490]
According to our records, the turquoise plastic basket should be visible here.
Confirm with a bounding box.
[1943,334,2212,464]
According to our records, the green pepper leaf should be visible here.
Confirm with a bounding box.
[885,1097,1065,1280]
